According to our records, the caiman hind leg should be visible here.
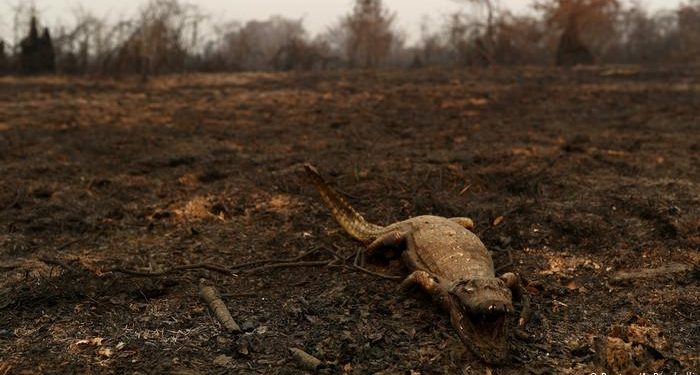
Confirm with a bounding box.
[500,272,531,338]
[366,230,407,257]
[449,217,475,231]
[355,229,408,267]
[398,270,450,311]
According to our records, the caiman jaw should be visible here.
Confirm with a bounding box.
[448,279,514,364]
[451,301,511,364]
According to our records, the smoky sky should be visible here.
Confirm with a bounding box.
[0,0,682,44]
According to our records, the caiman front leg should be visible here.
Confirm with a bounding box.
[500,272,531,338]
[449,217,475,231]
[398,270,450,311]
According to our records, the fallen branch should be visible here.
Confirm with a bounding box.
[289,347,321,370]
[244,260,333,274]
[199,282,240,333]
[106,263,234,277]
[230,247,322,270]
[104,245,402,280]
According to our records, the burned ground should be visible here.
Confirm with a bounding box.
[0,67,698,374]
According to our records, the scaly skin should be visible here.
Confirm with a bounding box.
[305,164,529,364]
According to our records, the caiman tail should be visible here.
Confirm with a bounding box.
[304,164,384,243]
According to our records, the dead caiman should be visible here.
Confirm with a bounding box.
[305,164,529,364]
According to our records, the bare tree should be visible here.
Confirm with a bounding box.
[212,16,309,71]
[446,13,469,65]
[51,7,110,74]
[674,1,700,62]
[452,0,498,64]
[111,0,203,79]
[417,16,447,65]
[536,0,620,65]
[342,0,396,68]
[492,12,548,65]
[609,4,674,63]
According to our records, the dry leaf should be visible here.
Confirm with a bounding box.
[69,337,104,352]
[97,347,113,358]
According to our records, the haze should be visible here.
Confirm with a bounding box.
[0,0,684,44]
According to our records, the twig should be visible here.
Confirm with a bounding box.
[106,248,323,278]
[494,249,514,273]
[55,237,86,251]
[0,264,21,272]
[199,283,240,333]
[220,292,257,299]
[347,264,403,280]
[2,189,21,211]
[244,260,333,274]
[332,242,357,263]
[228,247,322,271]
[38,256,79,274]
[319,246,343,260]
[107,263,234,277]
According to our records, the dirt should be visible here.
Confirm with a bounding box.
[0,66,698,374]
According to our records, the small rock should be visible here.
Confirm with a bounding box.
[569,341,592,357]
[216,336,232,345]
[237,337,250,356]
[241,320,255,332]
[213,354,233,368]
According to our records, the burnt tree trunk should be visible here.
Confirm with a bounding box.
[0,41,6,74]
[556,15,594,66]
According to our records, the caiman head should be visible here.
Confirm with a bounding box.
[447,277,514,364]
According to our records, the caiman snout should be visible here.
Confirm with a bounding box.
[448,279,515,364]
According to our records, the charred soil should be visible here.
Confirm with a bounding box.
[0,67,698,374]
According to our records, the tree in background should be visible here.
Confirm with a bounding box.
[1,0,699,74]
[218,16,308,71]
[51,8,110,75]
[416,16,448,66]
[451,0,497,65]
[342,0,396,68]
[674,1,700,62]
[536,0,620,65]
[19,16,55,74]
[109,0,203,79]
[555,13,594,65]
[491,12,548,65]
[446,13,470,65]
[0,40,6,73]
